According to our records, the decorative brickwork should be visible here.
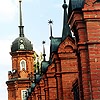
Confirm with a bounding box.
[7,0,100,100]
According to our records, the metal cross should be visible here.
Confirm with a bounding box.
[48,19,53,25]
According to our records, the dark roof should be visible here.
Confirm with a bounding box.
[11,36,33,52]
[96,0,100,2]
[28,87,32,96]
[50,37,61,53]
[62,3,72,41]
[68,0,84,17]
[35,74,41,83]
[41,61,49,74]
[69,0,84,10]
[31,83,35,90]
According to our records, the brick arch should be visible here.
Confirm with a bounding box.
[58,37,77,53]
[64,45,74,53]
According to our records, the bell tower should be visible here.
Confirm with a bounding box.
[6,0,34,100]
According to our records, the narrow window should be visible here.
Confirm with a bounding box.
[21,90,28,100]
[20,60,26,70]
[72,80,80,100]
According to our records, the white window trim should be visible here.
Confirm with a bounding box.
[21,90,28,100]
[20,60,26,71]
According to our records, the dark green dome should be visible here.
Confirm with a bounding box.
[11,36,33,52]
[11,0,33,53]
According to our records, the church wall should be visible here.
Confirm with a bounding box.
[83,2,100,99]
[68,1,100,100]
[58,38,78,100]
[7,0,100,100]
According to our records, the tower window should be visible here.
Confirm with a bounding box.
[20,60,26,70]
[20,44,25,49]
[21,90,28,100]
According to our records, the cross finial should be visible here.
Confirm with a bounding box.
[19,0,24,37]
[42,41,46,61]
[48,19,53,40]
[64,0,66,3]
[48,19,53,24]
[62,0,72,41]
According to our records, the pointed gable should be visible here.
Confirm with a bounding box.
[58,37,76,54]
[62,1,72,41]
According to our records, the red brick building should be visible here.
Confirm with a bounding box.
[6,0,100,100]
[6,1,34,100]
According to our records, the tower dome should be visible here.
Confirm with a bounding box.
[11,36,33,52]
[11,0,33,53]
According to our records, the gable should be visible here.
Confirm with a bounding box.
[58,37,76,53]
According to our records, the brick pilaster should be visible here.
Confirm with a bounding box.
[69,10,92,100]
[83,2,100,99]
[55,55,63,100]
[44,76,49,100]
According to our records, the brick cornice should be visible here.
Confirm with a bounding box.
[83,0,100,11]
[87,41,100,44]
[6,78,30,84]
[77,42,88,51]
[83,9,100,20]
[68,10,83,29]
[78,41,100,51]
[55,71,78,75]
[10,50,34,56]
[58,52,77,60]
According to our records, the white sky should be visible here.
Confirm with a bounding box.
[0,0,69,99]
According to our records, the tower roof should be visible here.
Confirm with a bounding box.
[62,0,72,41]
[68,0,84,17]
[69,0,84,10]
[11,0,33,53]
[11,37,33,52]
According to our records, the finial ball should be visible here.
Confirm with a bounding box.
[42,41,45,44]
[62,3,68,9]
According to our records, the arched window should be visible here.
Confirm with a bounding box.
[20,44,25,49]
[20,60,26,70]
[21,90,28,100]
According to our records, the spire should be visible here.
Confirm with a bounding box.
[48,19,53,40]
[64,0,66,3]
[19,0,24,37]
[42,41,46,61]
[62,0,72,41]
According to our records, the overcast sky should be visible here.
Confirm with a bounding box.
[0,0,69,99]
